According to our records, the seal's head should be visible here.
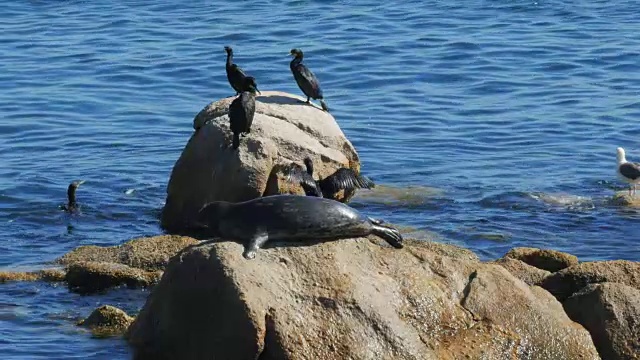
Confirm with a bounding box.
[196,201,230,234]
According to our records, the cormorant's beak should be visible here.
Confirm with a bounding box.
[77,180,86,186]
[255,87,261,95]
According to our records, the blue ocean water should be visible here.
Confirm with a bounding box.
[1,0,639,358]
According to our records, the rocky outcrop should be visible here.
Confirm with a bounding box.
[541,260,640,301]
[161,91,362,232]
[79,305,134,337]
[57,235,198,294]
[504,247,578,272]
[126,238,600,360]
[492,257,551,286]
[563,283,640,360]
[65,262,161,294]
[57,235,198,271]
[0,268,65,283]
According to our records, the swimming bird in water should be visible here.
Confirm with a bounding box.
[289,48,329,112]
[284,157,374,198]
[60,180,85,213]
[225,46,248,95]
[616,147,640,196]
[229,76,260,150]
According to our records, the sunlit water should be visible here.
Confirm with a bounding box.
[1,1,639,358]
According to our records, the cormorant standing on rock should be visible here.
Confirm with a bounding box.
[229,76,260,150]
[225,46,248,95]
[289,48,329,112]
[284,157,374,198]
[61,180,85,213]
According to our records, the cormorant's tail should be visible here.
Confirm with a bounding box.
[232,133,240,149]
[371,224,403,249]
[320,99,329,112]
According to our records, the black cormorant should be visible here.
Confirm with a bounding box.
[229,76,260,150]
[289,48,329,112]
[61,180,85,213]
[225,46,248,95]
[284,157,374,198]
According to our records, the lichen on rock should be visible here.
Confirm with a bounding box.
[79,305,134,337]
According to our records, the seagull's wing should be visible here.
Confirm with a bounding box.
[620,162,640,180]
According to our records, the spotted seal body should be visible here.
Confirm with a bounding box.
[197,195,403,259]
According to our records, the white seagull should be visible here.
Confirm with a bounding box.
[616,147,640,196]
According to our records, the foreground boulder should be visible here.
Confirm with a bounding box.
[126,238,599,360]
[161,91,362,231]
[563,283,640,360]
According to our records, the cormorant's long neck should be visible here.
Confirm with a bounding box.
[305,161,314,176]
[67,186,77,207]
[226,52,233,68]
[290,55,302,68]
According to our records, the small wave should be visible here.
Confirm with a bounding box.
[355,184,445,206]
[528,192,595,210]
[479,191,595,211]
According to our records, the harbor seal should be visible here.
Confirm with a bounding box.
[197,195,403,259]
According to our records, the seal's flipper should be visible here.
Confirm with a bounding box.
[243,230,269,259]
[368,217,385,225]
[371,224,403,249]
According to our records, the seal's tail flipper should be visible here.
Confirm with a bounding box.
[371,224,403,249]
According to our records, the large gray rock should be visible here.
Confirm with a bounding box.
[161,91,362,232]
[564,283,640,360]
[126,239,599,360]
[541,260,640,301]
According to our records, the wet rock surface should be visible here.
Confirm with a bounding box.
[65,261,162,294]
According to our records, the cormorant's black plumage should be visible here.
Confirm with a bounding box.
[229,76,260,150]
[289,48,328,112]
[225,46,247,95]
[61,180,85,213]
[284,157,374,198]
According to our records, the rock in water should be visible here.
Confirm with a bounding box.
[162,91,360,232]
[79,305,134,337]
[126,239,600,360]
